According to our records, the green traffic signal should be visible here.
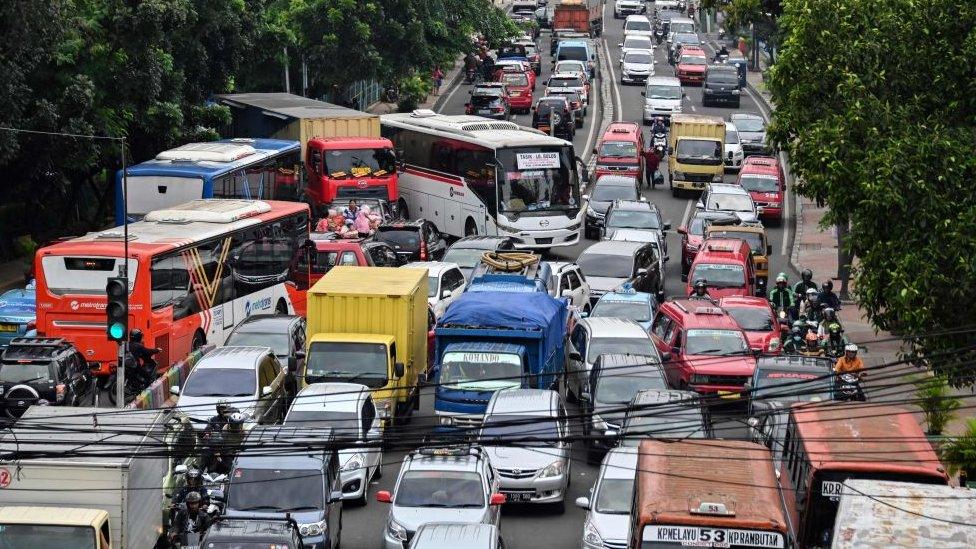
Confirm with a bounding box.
[108,322,126,341]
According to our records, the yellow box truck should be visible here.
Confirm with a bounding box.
[306,266,428,426]
[668,114,726,196]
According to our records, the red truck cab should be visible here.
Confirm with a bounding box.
[593,122,644,181]
[737,156,785,222]
[651,299,758,397]
[304,136,398,213]
[685,237,758,298]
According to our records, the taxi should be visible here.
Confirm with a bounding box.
[496,69,534,113]
[587,284,658,331]
[674,46,707,85]
[684,237,759,298]
[718,296,782,355]
[593,122,645,182]
[650,299,758,397]
[704,219,772,294]
[736,155,786,222]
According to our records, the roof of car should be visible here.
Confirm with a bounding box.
[233,314,302,332]
[581,240,647,258]
[601,446,639,479]
[610,199,656,212]
[593,174,639,187]
[603,122,641,141]
[291,382,369,414]
[755,355,834,374]
[378,219,426,230]
[731,112,764,121]
[403,261,460,276]
[197,346,271,369]
[448,236,514,250]
[487,388,560,416]
[312,237,368,251]
[661,299,743,330]
[645,75,681,86]
[407,451,484,473]
[582,317,650,338]
[411,523,498,548]
[695,237,751,260]
[718,296,773,310]
[550,72,584,80]
[594,353,664,372]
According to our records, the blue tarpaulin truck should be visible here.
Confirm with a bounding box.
[432,291,569,429]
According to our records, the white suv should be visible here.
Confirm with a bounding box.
[548,261,592,313]
[614,0,645,18]
[724,121,745,172]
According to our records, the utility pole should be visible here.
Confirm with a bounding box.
[283,47,291,93]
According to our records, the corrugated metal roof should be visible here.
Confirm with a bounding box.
[832,479,976,548]
[216,93,373,120]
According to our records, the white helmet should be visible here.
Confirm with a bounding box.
[844,343,858,353]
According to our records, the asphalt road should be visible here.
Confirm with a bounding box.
[343,5,781,547]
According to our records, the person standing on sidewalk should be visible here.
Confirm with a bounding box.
[432,66,445,95]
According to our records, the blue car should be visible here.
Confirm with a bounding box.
[586,284,657,331]
[0,284,36,348]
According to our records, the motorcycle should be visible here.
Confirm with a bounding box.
[652,132,667,150]
[776,308,792,339]
[837,372,865,401]
[654,28,664,45]
[714,53,730,64]
[464,67,478,84]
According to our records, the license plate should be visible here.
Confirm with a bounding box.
[0,324,17,332]
[503,492,533,502]
[478,110,491,115]
[717,391,740,399]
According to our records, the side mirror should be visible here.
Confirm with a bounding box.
[441,289,451,299]
[639,196,647,202]
[660,351,671,362]
[329,490,344,503]
[663,222,672,231]
[671,346,680,356]
[490,493,507,506]
[376,490,392,503]
[394,361,405,378]
[695,200,704,209]
[170,385,180,395]
[579,311,589,318]
[174,464,188,475]
[682,92,688,99]
[617,43,623,47]
[262,386,272,396]
[575,496,591,510]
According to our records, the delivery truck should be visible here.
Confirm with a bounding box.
[667,113,726,196]
[216,92,398,214]
[0,407,171,548]
[305,266,428,426]
[552,0,603,38]
[432,290,569,429]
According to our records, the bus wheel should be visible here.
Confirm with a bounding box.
[464,218,478,236]
[397,199,409,220]
[275,298,288,315]
[191,331,206,351]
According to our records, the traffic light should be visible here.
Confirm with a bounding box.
[105,277,128,342]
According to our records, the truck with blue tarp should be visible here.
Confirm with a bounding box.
[432,291,569,429]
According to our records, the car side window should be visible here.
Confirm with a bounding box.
[443,269,465,292]
[340,251,359,266]
[670,329,683,349]
[566,271,580,290]
[559,272,572,293]
[652,313,672,339]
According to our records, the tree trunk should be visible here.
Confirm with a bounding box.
[837,218,853,301]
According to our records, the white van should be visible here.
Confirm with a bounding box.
[642,76,684,123]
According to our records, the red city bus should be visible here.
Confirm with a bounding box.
[776,403,948,547]
[34,199,310,375]
[631,439,794,549]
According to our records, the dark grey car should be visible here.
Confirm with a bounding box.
[702,65,741,107]
[583,175,640,239]
[730,113,769,155]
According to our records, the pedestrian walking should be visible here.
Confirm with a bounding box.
[432,66,445,95]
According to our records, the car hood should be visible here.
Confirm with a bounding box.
[590,512,631,544]
[743,329,778,351]
[737,130,766,143]
[485,445,564,470]
[586,276,628,293]
[588,200,611,214]
[178,395,257,428]
[685,354,756,376]
[604,227,655,240]
[677,64,706,73]
[224,508,323,525]
[707,210,758,224]
[393,507,488,533]
[622,62,652,72]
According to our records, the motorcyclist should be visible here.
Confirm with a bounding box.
[782,325,805,355]
[223,412,247,452]
[821,321,847,358]
[688,278,714,301]
[819,280,842,311]
[817,307,841,338]
[799,331,825,357]
[172,468,209,509]
[799,287,823,323]
[200,432,233,477]
[793,269,818,302]
[202,399,234,438]
[169,491,210,545]
[834,343,865,377]
[650,117,668,140]
[714,45,730,61]
[128,329,160,386]
[768,272,795,316]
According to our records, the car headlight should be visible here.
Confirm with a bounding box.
[768,338,781,351]
[439,415,455,426]
[583,520,604,547]
[539,460,566,478]
[591,414,608,431]
[387,518,407,541]
[299,520,326,537]
[672,171,686,180]
[732,89,741,94]
[342,453,365,472]
[375,399,392,419]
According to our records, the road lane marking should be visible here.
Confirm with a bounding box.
[680,198,694,229]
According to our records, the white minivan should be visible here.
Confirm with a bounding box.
[642,76,684,124]
[623,15,653,39]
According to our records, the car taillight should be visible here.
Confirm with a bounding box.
[420,240,428,261]
[492,107,504,112]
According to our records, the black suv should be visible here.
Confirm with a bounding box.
[532,97,576,140]
[603,199,671,258]
[202,518,304,548]
[467,92,510,120]
[375,219,446,262]
[0,338,87,418]
[702,64,741,108]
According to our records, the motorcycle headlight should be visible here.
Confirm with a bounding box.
[374,399,392,419]
[539,460,566,478]
[583,520,604,546]
[387,518,407,541]
[342,453,365,472]
[299,520,326,536]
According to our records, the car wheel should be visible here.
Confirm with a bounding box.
[465,218,478,236]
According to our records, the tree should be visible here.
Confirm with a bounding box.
[767,0,976,382]
[702,0,782,61]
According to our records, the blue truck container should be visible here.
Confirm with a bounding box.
[432,291,569,429]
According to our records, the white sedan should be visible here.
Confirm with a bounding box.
[403,261,465,319]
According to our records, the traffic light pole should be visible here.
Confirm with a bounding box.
[117,139,128,409]
[116,343,125,407]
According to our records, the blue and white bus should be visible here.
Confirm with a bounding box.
[115,138,301,225]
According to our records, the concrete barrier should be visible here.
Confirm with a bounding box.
[126,345,214,409]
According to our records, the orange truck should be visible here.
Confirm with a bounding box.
[553,0,603,38]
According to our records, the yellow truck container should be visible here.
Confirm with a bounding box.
[668,114,726,196]
[306,266,428,426]
[216,92,380,156]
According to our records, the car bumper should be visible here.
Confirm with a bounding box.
[511,227,581,249]
[677,73,705,85]
[724,156,744,171]
[621,73,651,84]
[757,204,783,219]
[703,91,741,104]
[688,383,748,398]
[302,534,329,549]
[384,532,409,549]
[672,179,711,191]
[498,474,569,503]
[508,96,532,109]
[340,468,369,500]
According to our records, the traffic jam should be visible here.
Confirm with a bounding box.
[0,1,969,549]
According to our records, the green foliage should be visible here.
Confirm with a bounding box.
[768,0,976,382]
[913,374,961,435]
[942,418,976,478]
[397,74,433,112]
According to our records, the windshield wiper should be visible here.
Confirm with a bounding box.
[279,506,322,512]
[235,505,282,511]
[10,376,46,385]
[450,503,484,508]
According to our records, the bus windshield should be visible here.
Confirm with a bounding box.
[323,148,396,178]
[496,146,580,214]
[40,256,138,296]
[440,351,522,391]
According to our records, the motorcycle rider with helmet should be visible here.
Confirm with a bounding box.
[688,278,714,301]
[834,343,865,376]
[782,325,805,355]
[768,272,795,318]
[202,399,234,438]
[819,280,842,311]
[799,287,824,323]
[793,269,818,303]
[817,307,842,338]
[172,468,209,509]
[200,432,233,477]
[650,116,667,141]
[822,322,847,358]
[169,491,211,545]
[799,331,825,357]
[127,329,160,390]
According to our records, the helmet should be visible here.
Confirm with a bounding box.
[130,329,144,342]
[186,468,202,485]
[823,307,835,318]
[216,399,231,415]
[805,331,818,343]
[822,280,833,291]
[694,279,707,291]
[801,269,813,281]
[806,287,818,296]
[775,273,787,283]
[792,320,805,329]
[185,491,202,504]
[228,412,246,427]
[845,343,858,353]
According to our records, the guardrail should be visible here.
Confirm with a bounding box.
[125,345,214,409]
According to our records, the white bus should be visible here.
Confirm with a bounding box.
[381,111,587,249]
